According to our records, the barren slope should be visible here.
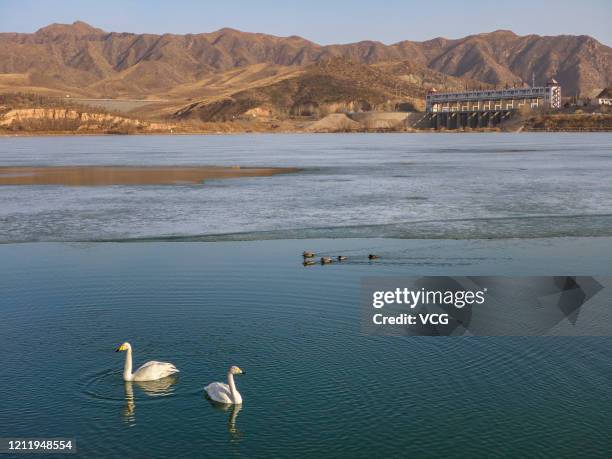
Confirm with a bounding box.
[0,22,610,97]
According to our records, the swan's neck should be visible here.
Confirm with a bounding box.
[123,348,133,381]
[227,373,242,404]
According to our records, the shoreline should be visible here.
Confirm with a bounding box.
[2,129,612,137]
[2,108,611,136]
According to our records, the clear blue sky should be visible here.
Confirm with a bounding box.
[1,0,610,46]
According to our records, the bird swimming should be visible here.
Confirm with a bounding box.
[368,254,380,260]
[205,366,246,405]
[115,342,179,382]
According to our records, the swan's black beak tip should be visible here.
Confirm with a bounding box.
[115,347,120,352]
[241,371,247,375]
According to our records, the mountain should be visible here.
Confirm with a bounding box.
[174,58,493,121]
[410,30,612,96]
[0,21,610,100]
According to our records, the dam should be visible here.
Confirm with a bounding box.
[425,80,561,129]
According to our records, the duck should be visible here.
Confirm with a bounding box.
[303,259,316,266]
[205,366,246,405]
[302,251,315,258]
[337,255,348,261]
[368,254,380,260]
[115,342,179,382]
[320,256,334,264]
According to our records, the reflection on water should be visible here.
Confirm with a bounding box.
[228,404,242,438]
[122,382,135,424]
[133,375,179,397]
[207,400,244,443]
[122,376,179,426]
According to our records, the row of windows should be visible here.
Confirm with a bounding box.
[427,89,548,100]
[428,100,542,107]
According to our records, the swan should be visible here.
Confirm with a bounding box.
[115,342,179,382]
[205,366,246,405]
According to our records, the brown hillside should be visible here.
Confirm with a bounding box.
[413,31,612,95]
[0,22,610,98]
[174,59,426,122]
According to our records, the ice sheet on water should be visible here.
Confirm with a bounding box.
[0,133,611,242]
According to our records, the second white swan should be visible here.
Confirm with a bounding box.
[205,366,246,404]
[115,342,179,381]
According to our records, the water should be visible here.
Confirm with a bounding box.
[1,133,611,457]
[0,133,611,242]
[1,239,611,458]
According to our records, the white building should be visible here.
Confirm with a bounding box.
[596,88,612,106]
[425,79,562,113]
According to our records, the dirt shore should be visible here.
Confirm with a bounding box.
[0,165,299,186]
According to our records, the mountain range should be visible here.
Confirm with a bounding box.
[0,21,610,121]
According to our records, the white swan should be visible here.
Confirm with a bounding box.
[205,366,246,405]
[115,342,179,381]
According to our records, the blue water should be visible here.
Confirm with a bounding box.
[0,133,611,242]
[1,133,611,457]
[1,239,612,458]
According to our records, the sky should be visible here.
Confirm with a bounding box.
[1,0,610,46]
